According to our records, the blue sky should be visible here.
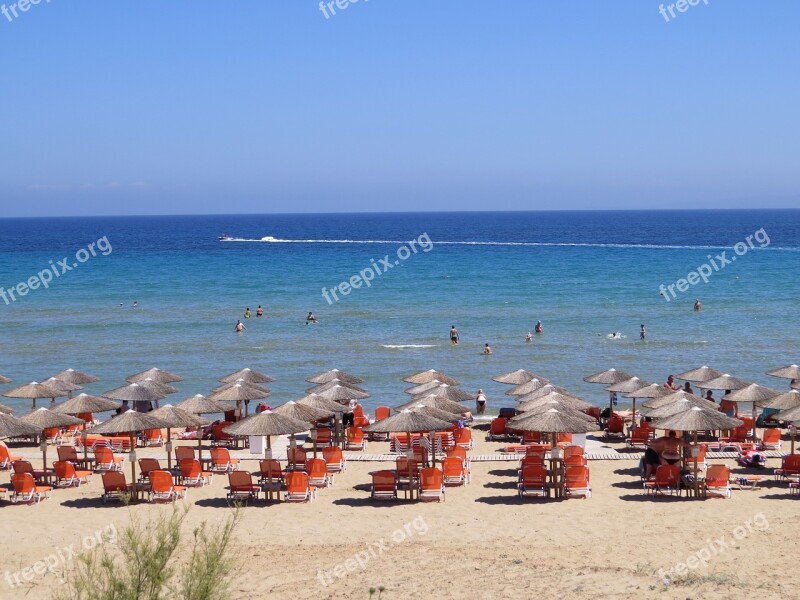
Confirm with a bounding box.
[1,0,798,216]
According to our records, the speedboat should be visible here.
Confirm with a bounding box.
[218,233,235,241]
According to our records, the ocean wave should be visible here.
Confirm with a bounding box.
[220,238,799,251]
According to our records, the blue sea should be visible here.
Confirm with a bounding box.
[0,210,798,415]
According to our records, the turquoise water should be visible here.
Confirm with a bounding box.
[0,210,798,415]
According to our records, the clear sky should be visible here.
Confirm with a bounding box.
[1,0,798,217]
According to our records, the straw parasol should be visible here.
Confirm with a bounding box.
[0,375,11,385]
[776,404,800,453]
[583,368,634,385]
[3,381,66,408]
[492,369,548,385]
[625,384,673,400]
[0,403,13,415]
[652,407,743,496]
[412,384,472,403]
[642,391,714,410]
[135,379,179,403]
[511,400,597,424]
[794,381,800,390]
[212,380,271,395]
[515,384,571,403]
[224,411,311,501]
[605,377,653,394]
[176,394,229,415]
[506,378,551,397]
[208,383,270,403]
[314,384,370,402]
[52,393,121,463]
[296,394,347,414]
[306,369,363,385]
[408,404,461,423]
[673,366,724,383]
[644,398,713,419]
[404,379,451,396]
[273,401,333,423]
[89,410,172,500]
[42,377,82,400]
[50,369,99,385]
[150,404,210,469]
[21,408,84,470]
[402,370,459,386]
[219,368,276,384]
[758,390,800,410]
[102,383,165,413]
[0,413,40,439]
[721,384,781,437]
[700,373,751,391]
[127,368,183,384]
[518,392,593,413]
[767,364,800,380]
[306,380,368,395]
[364,410,453,476]
[395,394,466,414]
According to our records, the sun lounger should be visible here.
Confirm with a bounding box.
[346,427,368,451]
[418,467,445,502]
[322,447,346,473]
[285,472,316,503]
[256,459,285,489]
[53,460,92,488]
[101,471,136,503]
[178,458,213,487]
[644,464,681,497]
[11,472,52,504]
[760,428,782,451]
[370,470,398,500]
[286,447,307,472]
[518,465,549,498]
[0,444,22,470]
[148,470,187,503]
[442,457,468,486]
[774,454,800,480]
[93,446,123,472]
[563,466,592,499]
[704,465,731,498]
[226,471,260,504]
[307,458,333,487]
[210,447,240,473]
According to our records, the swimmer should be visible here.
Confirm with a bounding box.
[306,312,318,324]
[664,375,680,391]
[244,307,251,319]
[483,343,492,355]
[526,332,533,343]
[450,325,459,345]
[535,320,543,334]
[694,299,702,312]
[132,301,139,308]
[235,319,246,333]
[256,305,264,317]
[640,324,646,340]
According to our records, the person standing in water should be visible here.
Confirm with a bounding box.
[235,320,246,333]
[535,320,543,334]
[694,299,702,312]
[450,325,459,345]
[476,389,487,415]
[640,324,646,340]
[483,343,492,355]
[256,305,264,318]
[244,307,251,319]
[526,332,533,343]
[306,312,318,324]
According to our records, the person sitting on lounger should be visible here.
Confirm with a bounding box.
[644,431,689,477]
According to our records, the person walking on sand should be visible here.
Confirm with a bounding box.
[476,389,487,415]
[483,343,492,355]
[235,320,246,333]
[694,299,702,312]
[450,325,459,345]
[640,324,646,340]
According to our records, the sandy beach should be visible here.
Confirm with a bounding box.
[1,425,798,600]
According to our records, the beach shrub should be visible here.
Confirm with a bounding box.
[60,508,240,600]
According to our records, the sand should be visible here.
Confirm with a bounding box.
[1,429,798,600]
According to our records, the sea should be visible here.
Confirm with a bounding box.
[0,210,798,416]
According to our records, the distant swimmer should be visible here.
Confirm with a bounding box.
[235,320,246,333]
[535,320,543,334]
[607,332,623,340]
[132,301,139,308]
[306,312,318,325]
[256,305,264,318]
[640,324,646,340]
[694,299,702,312]
[450,325,459,345]
[526,332,533,343]
[704,390,715,403]
[244,307,251,319]
[664,375,680,391]
[683,382,694,394]
[483,343,492,355]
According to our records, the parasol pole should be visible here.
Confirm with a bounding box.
[129,432,138,502]
[693,430,699,499]
[40,437,48,471]
[166,427,173,470]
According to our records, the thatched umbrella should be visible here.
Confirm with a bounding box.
[623,383,672,423]
[767,364,800,381]
[506,378,551,397]
[88,410,172,500]
[518,392,593,413]
[102,383,165,413]
[21,408,84,470]
[583,368,634,385]
[605,377,653,426]
[412,384,472,403]
[0,413,40,439]
[701,374,751,391]
[776,404,800,453]
[306,380,368,395]
[515,384,571,403]
[395,394,466,414]
[794,381,800,390]
[4,381,65,409]
[509,407,598,498]
[511,400,597,424]
[53,393,122,463]
[0,375,11,385]
[408,404,461,423]
[42,377,82,400]
[492,369,548,385]
[150,404,210,469]
[653,407,743,496]
[0,403,13,415]
[224,411,310,501]
[209,382,270,420]
[364,410,453,486]
[403,370,459,386]
[641,390,713,410]
[314,384,370,402]
[759,390,800,411]
[306,369,363,385]
[127,368,184,384]
[722,384,782,439]
[50,369,99,385]
[212,380,271,395]
[273,401,334,458]
[644,398,712,419]
[673,366,724,383]
[176,394,228,415]
[219,368,276,384]
[297,394,347,414]
[137,378,179,395]
[404,379,451,396]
